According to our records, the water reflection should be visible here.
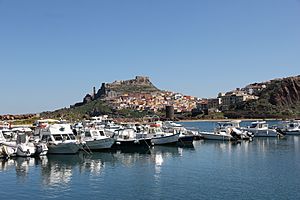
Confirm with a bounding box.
[1,137,298,190]
[0,145,186,187]
[41,154,83,186]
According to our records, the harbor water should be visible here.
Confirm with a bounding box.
[1,121,300,200]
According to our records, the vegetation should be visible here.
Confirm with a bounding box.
[40,98,157,121]
[225,76,300,119]
[109,84,159,94]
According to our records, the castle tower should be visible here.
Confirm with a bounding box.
[93,87,96,98]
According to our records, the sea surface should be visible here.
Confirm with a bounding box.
[1,121,300,200]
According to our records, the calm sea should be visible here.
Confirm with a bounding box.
[1,121,300,200]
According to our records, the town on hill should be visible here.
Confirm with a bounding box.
[1,75,300,122]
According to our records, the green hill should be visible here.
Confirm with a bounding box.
[224,75,300,119]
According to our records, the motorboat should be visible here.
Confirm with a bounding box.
[280,120,300,135]
[163,121,183,129]
[13,127,48,157]
[0,130,16,158]
[242,121,283,137]
[36,123,82,154]
[80,128,115,151]
[147,125,180,145]
[216,121,254,141]
[200,130,234,141]
[112,128,152,149]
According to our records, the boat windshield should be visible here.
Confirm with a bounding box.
[54,135,63,141]
[99,131,105,136]
[289,123,295,128]
[250,123,258,128]
[41,135,51,142]
[92,131,99,137]
[85,131,92,137]
[68,134,76,140]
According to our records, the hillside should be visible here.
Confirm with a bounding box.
[104,76,159,94]
[224,75,300,118]
[41,76,160,120]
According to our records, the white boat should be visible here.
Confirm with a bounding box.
[162,122,195,145]
[14,127,48,157]
[216,121,254,140]
[147,125,180,145]
[112,128,152,149]
[242,121,281,137]
[37,123,81,154]
[280,120,300,135]
[0,128,47,157]
[163,121,183,129]
[81,128,115,150]
[200,130,234,141]
[0,130,16,158]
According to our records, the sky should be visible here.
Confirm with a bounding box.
[0,0,300,114]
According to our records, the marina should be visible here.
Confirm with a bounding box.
[1,121,300,200]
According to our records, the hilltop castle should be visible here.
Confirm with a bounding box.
[72,76,159,108]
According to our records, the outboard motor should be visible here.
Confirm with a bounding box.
[276,128,286,137]
[230,130,241,141]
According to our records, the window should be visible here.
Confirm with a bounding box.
[92,131,98,137]
[99,131,105,136]
[54,135,63,141]
[68,134,76,140]
[85,131,92,137]
[41,135,51,142]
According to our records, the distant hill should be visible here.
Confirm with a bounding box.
[71,76,160,108]
[40,75,300,120]
[41,76,160,120]
[224,75,300,118]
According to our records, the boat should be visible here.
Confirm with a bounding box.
[0,130,16,158]
[14,127,48,157]
[242,121,283,137]
[147,125,180,145]
[36,122,82,154]
[112,128,152,150]
[15,133,36,157]
[215,121,254,141]
[280,120,300,135]
[200,130,234,141]
[80,128,115,151]
[163,121,183,129]
[163,121,201,141]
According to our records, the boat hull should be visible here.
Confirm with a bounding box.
[111,138,152,149]
[177,135,194,146]
[245,129,279,137]
[84,138,115,150]
[16,144,36,157]
[47,142,80,154]
[151,133,180,145]
[201,132,232,141]
[283,130,300,135]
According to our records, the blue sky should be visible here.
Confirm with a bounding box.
[0,0,299,114]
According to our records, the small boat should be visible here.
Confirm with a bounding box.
[0,129,48,157]
[280,120,300,135]
[0,130,16,158]
[242,121,283,137]
[112,128,152,149]
[163,121,201,140]
[200,130,234,141]
[15,133,37,157]
[36,123,82,154]
[80,128,115,151]
[216,121,254,141]
[147,125,180,145]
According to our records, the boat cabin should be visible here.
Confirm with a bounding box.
[249,121,268,129]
